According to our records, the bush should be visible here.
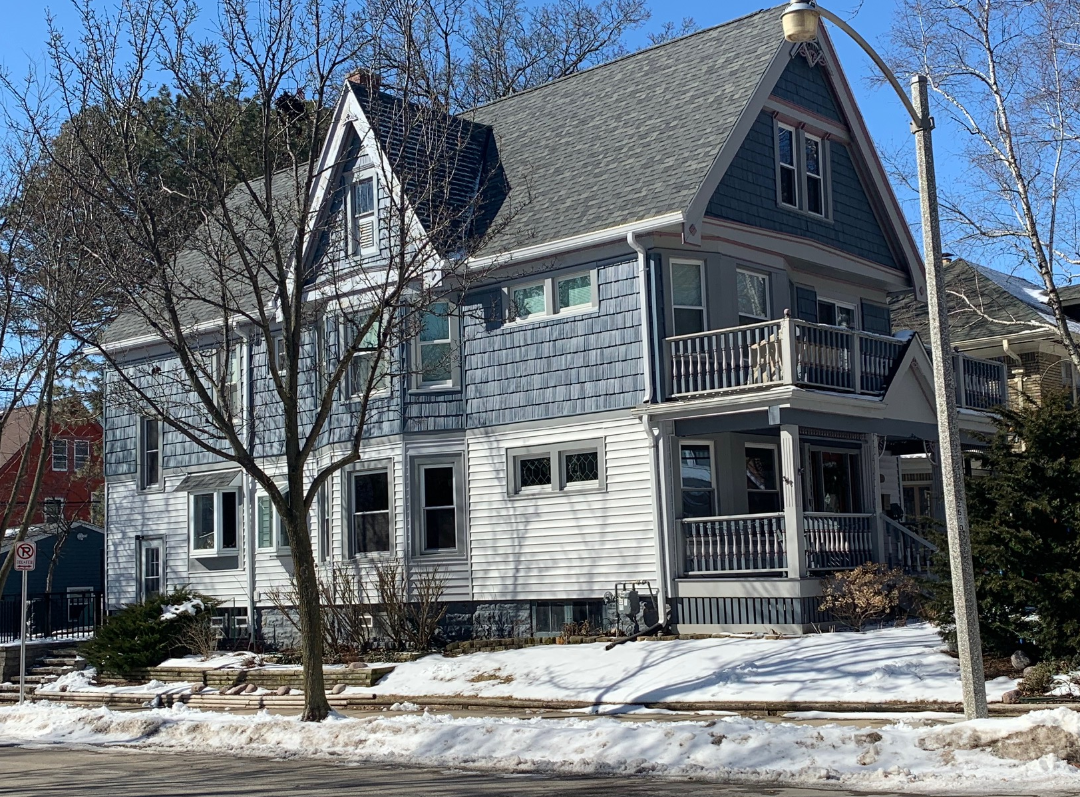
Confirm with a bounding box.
[81,588,216,675]
[1019,661,1057,696]
[818,563,917,631]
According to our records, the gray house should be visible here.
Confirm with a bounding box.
[101,6,1007,638]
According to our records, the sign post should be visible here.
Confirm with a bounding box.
[14,540,36,704]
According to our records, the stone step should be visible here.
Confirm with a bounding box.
[28,666,75,676]
[41,658,84,669]
[48,648,81,657]
[20,675,57,685]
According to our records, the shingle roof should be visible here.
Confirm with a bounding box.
[891,258,1080,342]
[465,6,785,255]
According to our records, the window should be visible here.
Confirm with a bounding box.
[51,440,68,472]
[737,269,770,324]
[346,313,389,397]
[421,465,457,552]
[257,492,291,551]
[224,347,241,415]
[352,470,391,555]
[73,440,90,471]
[140,540,163,600]
[511,282,547,320]
[777,123,798,208]
[417,302,454,387]
[817,299,856,329]
[534,600,604,635]
[346,174,376,256]
[776,120,830,218]
[670,260,705,336]
[191,490,240,555]
[562,449,599,488]
[139,418,160,490]
[43,497,64,524]
[273,335,286,371]
[808,448,862,513]
[556,273,593,312]
[680,443,715,518]
[804,133,824,216]
[508,440,606,495]
[745,445,781,513]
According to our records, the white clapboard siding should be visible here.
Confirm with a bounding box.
[466,416,656,600]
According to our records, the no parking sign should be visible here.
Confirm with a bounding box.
[14,540,35,571]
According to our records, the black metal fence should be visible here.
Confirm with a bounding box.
[0,592,104,644]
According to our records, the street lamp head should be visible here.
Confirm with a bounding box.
[781,0,821,43]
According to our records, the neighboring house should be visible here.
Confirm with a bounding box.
[0,410,103,528]
[1,522,104,598]
[101,7,1008,638]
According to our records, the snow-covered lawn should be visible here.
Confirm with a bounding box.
[2,701,1080,793]
[358,624,1017,704]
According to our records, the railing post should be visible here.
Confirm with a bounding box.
[780,312,797,386]
[851,332,863,393]
[868,433,886,564]
[780,424,806,578]
[953,353,967,409]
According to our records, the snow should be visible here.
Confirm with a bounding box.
[160,599,204,621]
[35,667,195,696]
[358,624,1018,705]
[158,653,265,670]
[3,702,1080,793]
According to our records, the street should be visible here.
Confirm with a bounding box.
[0,745,1008,797]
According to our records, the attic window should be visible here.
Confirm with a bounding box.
[775,120,830,219]
[346,173,376,257]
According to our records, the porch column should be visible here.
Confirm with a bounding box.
[780,424,806,579]
[868,434,886,565]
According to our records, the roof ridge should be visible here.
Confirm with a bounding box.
[466,5,782,115]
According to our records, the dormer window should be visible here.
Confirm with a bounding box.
[775,120,830,219]
[346,173,376,257]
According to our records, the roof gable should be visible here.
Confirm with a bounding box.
[770,51,842,122]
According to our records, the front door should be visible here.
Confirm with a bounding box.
[137,538,165,601]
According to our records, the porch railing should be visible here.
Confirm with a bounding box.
[882,515,937,576]
[666,317,1007,410]
[683,513,787,574]
[0,591,104,644]
[803,512,875,571]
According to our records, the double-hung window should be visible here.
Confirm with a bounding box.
[416,302,455,388]
[745,445,781,513]
[351,470,391,555]
[670,260,705,336]
[43,497,64,524]
[256,491,290,551]
[223,347,241,417]
[51,440,68,472]
[346,173,376,257]
[420,464,457,552]
[73,440,90,471]
[346,312,389,397]
[680,443,715,518]
[817,298,856,329]
[736,269,770,324]
[776,121,830,218]
[191,490,239,555]
[139,418,161,490]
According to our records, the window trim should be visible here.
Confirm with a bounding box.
[51,440,68,472]
[776,121,799,210]
[669,258,706,337]
[553,270,599,315]
[73,440,90,472]
[774,118,832,220]
[189,488,241,558]
[255,493,293,555]
[410,455,466,558]
[736,267,771,324]
[138,416,163,493]
[503,268,600,326]
[412,301,460,391]
[348,463,394,558]
[507,439,607,497]
[816,297,858,330]
[342,311,391,400]
[744,442,782,514]
[43,497,65,524]
[803,131,826,218]
[344,171,378,258]
[505,279,550,323]
[679,439,717,519]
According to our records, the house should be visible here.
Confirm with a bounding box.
[1,522,104,598]
[100,6,1009,640]
[0,407,103,529]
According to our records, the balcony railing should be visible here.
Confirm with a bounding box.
[683,513,787,574]
[803,512,875,571]
[882,515,937,576]
[666,316,1007,411]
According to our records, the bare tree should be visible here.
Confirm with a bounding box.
[889,0,1080,367]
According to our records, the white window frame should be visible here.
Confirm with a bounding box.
[506,279,550,323]
[138,417,163,492]
[51,440,68,472]
[43,497,65,524]
[73,440,90,472]
[553,270,599,315]
[669,259,706,337]
[679,439,717,519]
[189,489,241,557]
[775,119,831,220]
[255,494,291,553]
[817,297,858,330]
[345,171,378,258]
[343,312,391,399]
[417,461,460,555]
[506,439,607,497]
[412,301,459,391]
[736,268,771,323]
[744,442,782,514]
[504,268,600,325]
[349,466,393,557]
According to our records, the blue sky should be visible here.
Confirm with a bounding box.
[0,0,949,253]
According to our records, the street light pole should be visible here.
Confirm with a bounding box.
[781,0,988,719]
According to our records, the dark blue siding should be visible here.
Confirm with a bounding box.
[706,113,899,270]
[770,54,841,121]
[2,527,104,596]
[461,257,644,428]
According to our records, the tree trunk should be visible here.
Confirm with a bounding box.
[286,509,330,722]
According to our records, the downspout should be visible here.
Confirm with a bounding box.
[240,329,257,632]
[628,231,670,622]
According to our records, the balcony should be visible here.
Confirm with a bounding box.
[666,316,1007,409]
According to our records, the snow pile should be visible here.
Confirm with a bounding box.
[36,668,194,696]
[160,598,204,621]
[3,703,1080,793]
[362,624,1017,704]
[158,653,265,670]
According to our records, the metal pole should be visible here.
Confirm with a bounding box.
[911,74,988,719]
[19,569,27,705]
